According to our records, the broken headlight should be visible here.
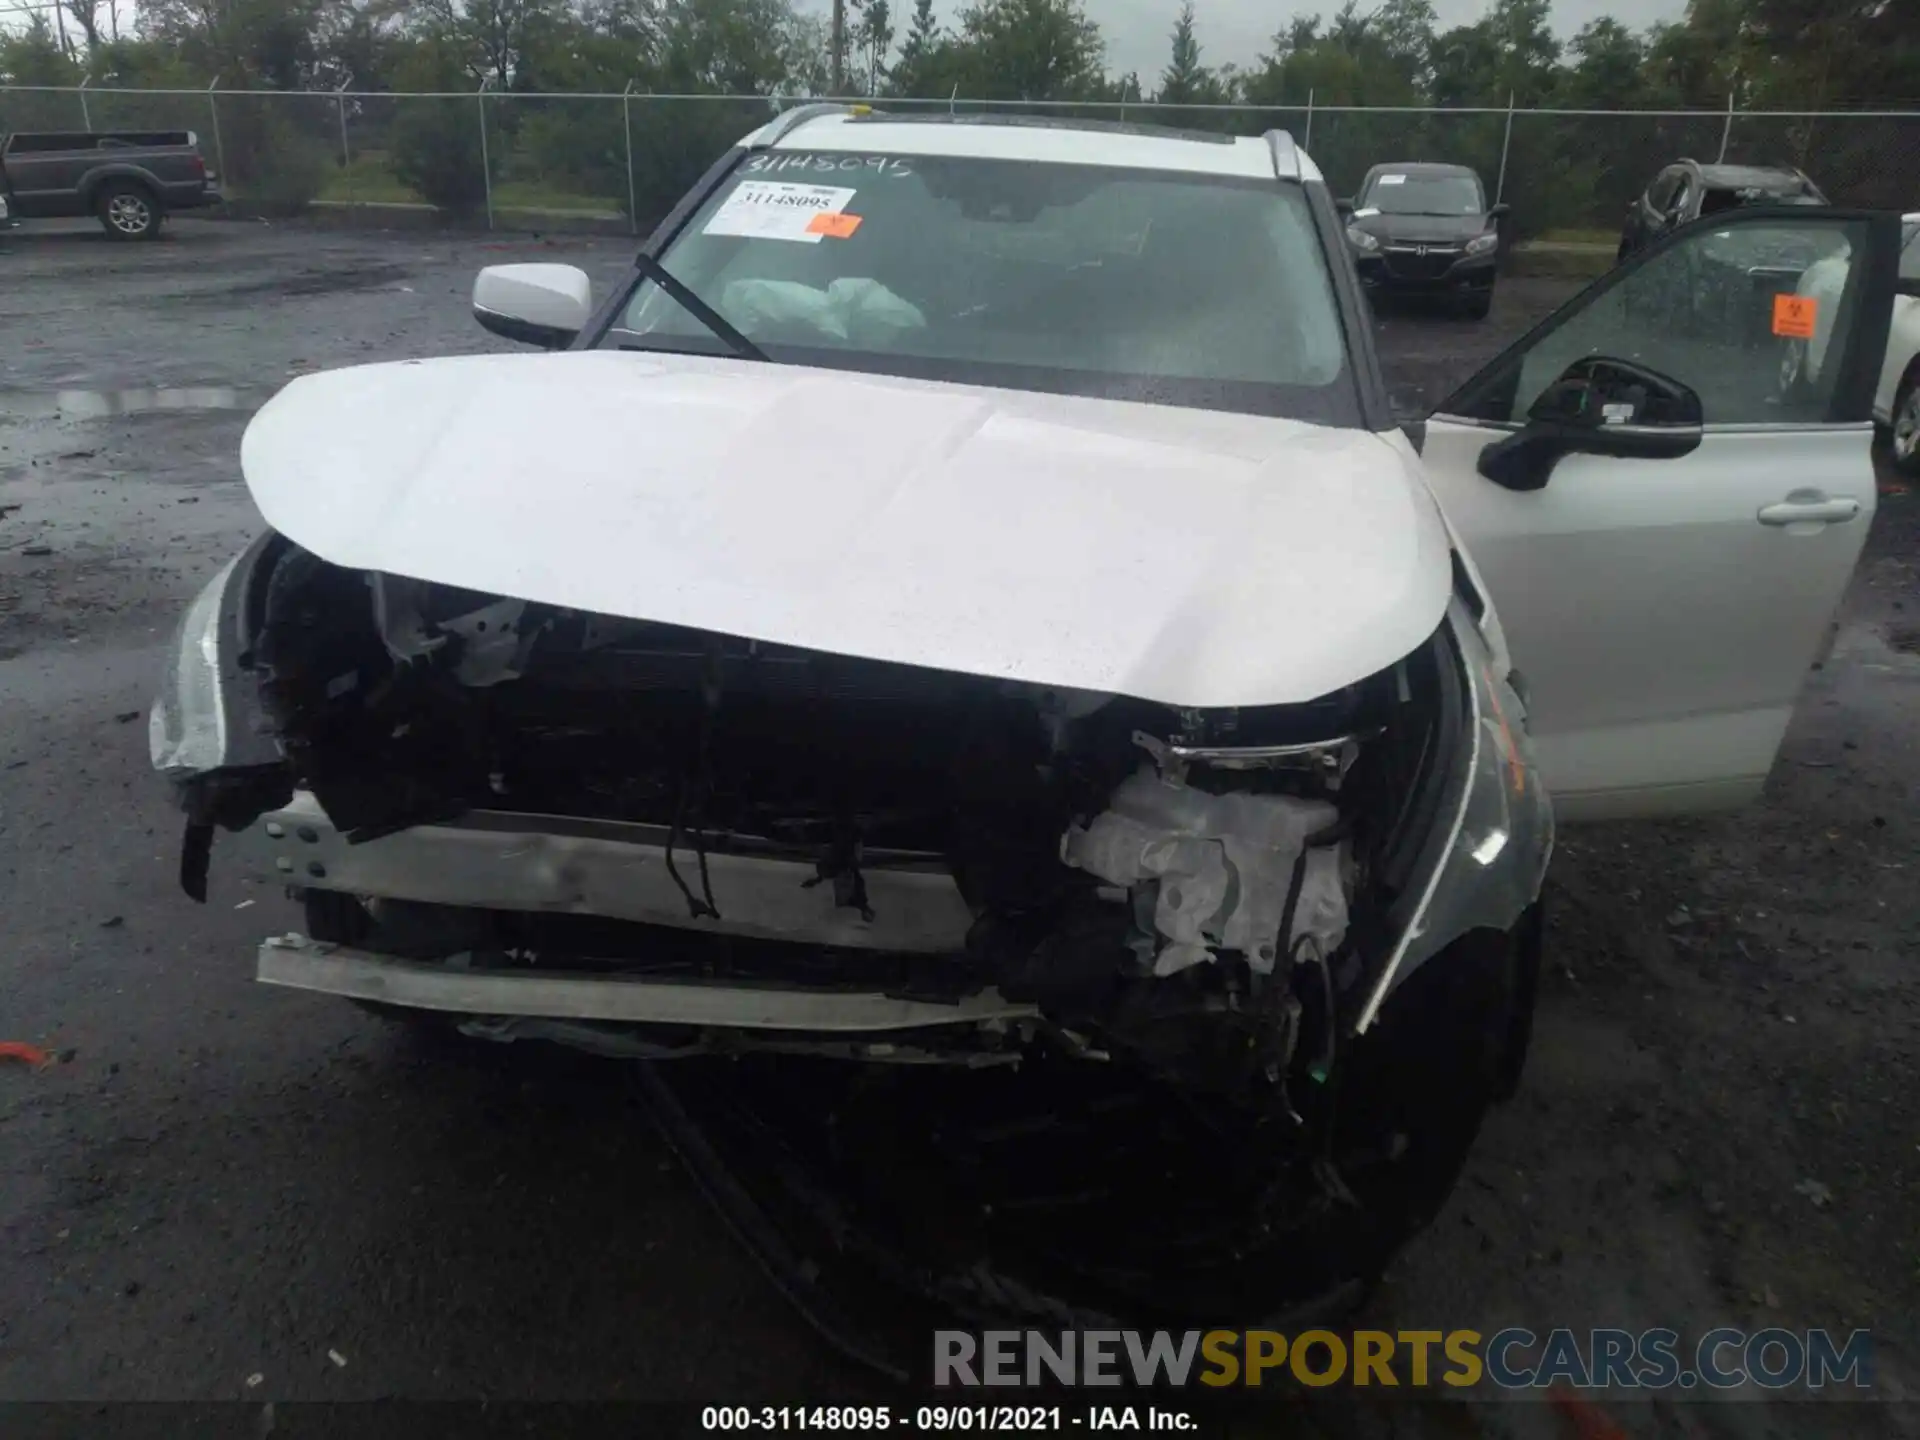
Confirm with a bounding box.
[150,552,244,777]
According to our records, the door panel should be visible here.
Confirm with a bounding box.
[1424,207,1900,820]
[1419,423,1874,817]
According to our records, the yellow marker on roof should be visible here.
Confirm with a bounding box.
[848,104,873,115]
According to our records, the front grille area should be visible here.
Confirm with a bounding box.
[1383,246,1460,280]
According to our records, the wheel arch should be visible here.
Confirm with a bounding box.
[79,164,163,209]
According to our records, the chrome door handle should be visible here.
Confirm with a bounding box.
[1757,491,1860,526]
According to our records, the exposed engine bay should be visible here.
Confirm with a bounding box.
[192,539,1468,1096]
[158,533,1548,1335]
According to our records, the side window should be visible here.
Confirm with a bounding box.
[1450,214,1874,427]
[1900,227,1920,283]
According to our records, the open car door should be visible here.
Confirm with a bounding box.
[1420,207,1901,821]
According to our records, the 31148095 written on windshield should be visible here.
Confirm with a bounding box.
[595,152,1364,426]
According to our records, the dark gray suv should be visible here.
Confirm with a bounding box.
[1619,159,1826,261]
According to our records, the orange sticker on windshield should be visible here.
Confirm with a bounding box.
[806,212,862,238]
[1773,293,1817,339]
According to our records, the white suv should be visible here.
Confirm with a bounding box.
[149,106,1909,1321]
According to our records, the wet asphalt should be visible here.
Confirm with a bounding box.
[2,219,1917,1437]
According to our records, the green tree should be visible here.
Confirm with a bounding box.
[1642,0,1745,106]
[1370,0,1436,90]
[1429,0,1557,105]
[886,0,968,100]
[853,0,895,92]
[1562,17,1648,108]
[951,0,1105,101]
[646,0,808,91]
[386,32,491,211]
[1245,2,1423,108]
[0,15,83,87]
[1737,0,1919,108]
[1157,0,1211,105]
[892,0,939,73]
[140,0,330,88]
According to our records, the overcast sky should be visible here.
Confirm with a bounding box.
[902,0,1692,85]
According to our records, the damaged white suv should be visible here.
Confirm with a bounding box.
[150,107,1900,1323]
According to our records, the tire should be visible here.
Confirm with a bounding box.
[1326,924,1529,1262]
[96,180,161,241]
[1167,920,1535,1316]
[1461,290,1493,321]
[1892,373,1920,477]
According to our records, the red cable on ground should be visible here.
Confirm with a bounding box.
[0,1042,53,1068]
[1549,1385,1630,1440]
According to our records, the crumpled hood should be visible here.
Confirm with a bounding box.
[240,350,1452,710]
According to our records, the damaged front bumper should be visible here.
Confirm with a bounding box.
[258,934,1035,1033]
[235,792,975,954]
[154,539,1559,1331]
[156,534,1551,1063]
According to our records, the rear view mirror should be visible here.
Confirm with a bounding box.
[472,264,592,349]
[1528,356,1702,429]
[1479,356,1703,491]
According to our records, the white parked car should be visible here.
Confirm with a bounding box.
[1879,213,1920,471]
[1788,210,1920,472]
[147,107,1906,1321]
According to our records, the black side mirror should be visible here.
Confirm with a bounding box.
[1478,356,1704,491]
[1897,277,1920,300]
[1488,202,1511,221]
[1336,197,1355,218]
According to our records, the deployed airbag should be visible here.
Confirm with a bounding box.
[719,278,927,348]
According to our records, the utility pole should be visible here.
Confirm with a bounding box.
[831,0,847,94]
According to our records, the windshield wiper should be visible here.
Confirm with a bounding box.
[627,252,769,363]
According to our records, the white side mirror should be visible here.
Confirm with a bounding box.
[472,264,592,349]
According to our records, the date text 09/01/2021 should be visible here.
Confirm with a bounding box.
[701,1406,1197,1432]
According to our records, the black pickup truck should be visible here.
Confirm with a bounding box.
[1,130,219,240]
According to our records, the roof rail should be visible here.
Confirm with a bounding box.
[751,102,871,149]
[1263,128,1300,180]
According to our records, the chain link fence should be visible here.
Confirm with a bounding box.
[2,84,1915,234]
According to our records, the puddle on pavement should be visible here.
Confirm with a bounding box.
[0,387,264,553]
[0,386,261,423]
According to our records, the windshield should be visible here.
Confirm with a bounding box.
[1359,172,1483,217]
[593,151,1357,424]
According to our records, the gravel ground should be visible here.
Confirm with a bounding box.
[1,218,1917,1435]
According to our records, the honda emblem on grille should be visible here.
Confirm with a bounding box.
[1415,244,1428,257]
